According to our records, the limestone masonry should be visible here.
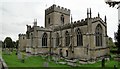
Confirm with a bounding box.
[19,4,109,61]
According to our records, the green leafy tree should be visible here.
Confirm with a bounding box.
[115,24,120,54]
[12,41,16,48]
[15,40,19,49]
[108,37,116,49]
[2,41,4,48]
[4,37,14,49]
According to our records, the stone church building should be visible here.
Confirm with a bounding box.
[19,4,109,60]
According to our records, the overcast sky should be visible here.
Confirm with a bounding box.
[0,0,119,41]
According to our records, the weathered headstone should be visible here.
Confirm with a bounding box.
[17,52,22,60]
[48,56,50,62]
[43,62,48,67]
[5,49,8,55]
[21,52,26,63]
[101,58,105,67]
[55,55,59,64]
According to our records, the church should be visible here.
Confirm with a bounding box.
[18,4,109,61]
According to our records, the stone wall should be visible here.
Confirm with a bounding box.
[19,34,27,51]
[45,4,70,28]
[0,41,2,57]
[18,4,109,60]
[118,4,120,24]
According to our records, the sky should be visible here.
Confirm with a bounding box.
[0,0,119,41]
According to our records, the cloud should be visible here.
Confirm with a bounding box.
[0,0,118,41]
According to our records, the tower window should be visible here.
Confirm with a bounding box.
[61,15,64,24]
[48,17,50,24]
[26,32,30,39]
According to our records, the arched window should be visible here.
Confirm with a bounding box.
[56,33,59,47]
[42,33,47,47]
[65,31,70,47]
[77,28,83,46]
[61,15,64,24]
[95,24,102,46]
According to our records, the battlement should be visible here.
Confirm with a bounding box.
[45,4,70,15]
[19,34,26,37]
[73,19,86,24]
[91,17,105,23]
[73,16,105,24]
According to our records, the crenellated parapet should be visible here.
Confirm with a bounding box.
[73,19,87,27]
[54,18,88,31]
[54,16,106,31]
[91,17,106,24]
[45,4,70,15]
[19,34,26,37]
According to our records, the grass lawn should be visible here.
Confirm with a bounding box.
[2,51,120,68]
[2,51,69,67]
[80,60,119,67]
[0,48,2,56]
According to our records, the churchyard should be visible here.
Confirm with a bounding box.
[2,50,120,68]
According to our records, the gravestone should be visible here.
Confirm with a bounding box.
[21,52,26,63]
[58,62,66,64]
[41,55,44,59]
[101,58,105,67]
[48,56,50,62]
[55,55,59,64]
[17,52,22,60]
[5,48,9,55]
[43,62,48,67]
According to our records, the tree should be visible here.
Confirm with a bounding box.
[2,41,4,48]
[15,40,19,49]
[4,37,14,49]
[108,37,116,49]
[12,41,17,48]
[115,24,120,54]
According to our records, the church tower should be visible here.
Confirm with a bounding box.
[45,4,70,28]
[118,4,120,24]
